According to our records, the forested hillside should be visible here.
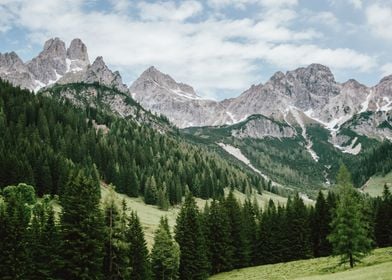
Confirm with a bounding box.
[0,79,263,206]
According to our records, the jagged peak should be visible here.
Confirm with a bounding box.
[379,74,392,84]
[342,78,367,89]
[91,56,107,68]
[41,37,66,57]
[270,71,285,82]
[67,38,89,63]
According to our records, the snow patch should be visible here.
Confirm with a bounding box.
[217,143,277,184]
[304,109,352,132]
[290,107,319,161]
[359,89,374,113]
[172,88,203,100]
[380,97,392,111]
[334,137,362,155]
[226,111,236,123]
[33,80,46,92]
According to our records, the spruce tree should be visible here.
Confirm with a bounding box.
[311,191,332,257]
[285,193,312,261]
[175,194,209,280]
[242,198,258,265]
[206,200,233,274]
[374,184,392,247]
[151,217,180,280]
[328,165,372,268]
[126,211,151,280]
[29,196,61,279]
[0,183,35,279]
[224,191,250,268]
[103,190,129,280]
[59,170,105,279]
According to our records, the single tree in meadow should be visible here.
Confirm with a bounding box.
[328,165,372,268]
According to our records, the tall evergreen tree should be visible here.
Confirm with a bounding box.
[285,193,312,261]
[0,183,35,279]
[103,189,129,280]
[311,191,332,257]
[374,184,392,247]
[175,194,209,280]
[151,217,180,280]
[224,191,250,268]
[59,170,105,279]
[206,200,233,274]
[126,211,151,280]
[242,198,258,265]
[328,165,372,268]
[29,196,61,280]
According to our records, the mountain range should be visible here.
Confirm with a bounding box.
[1,37,391,190]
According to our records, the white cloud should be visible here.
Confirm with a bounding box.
[366,3,392,41]
[138,1,203,22]
[329,0,362,9]
[208,0,297,10]
[261,44,376,72]
[307,11,339,27]
[381,63,392,77]
[348,0,362,9]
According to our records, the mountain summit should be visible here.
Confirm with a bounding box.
[0,38,126,93]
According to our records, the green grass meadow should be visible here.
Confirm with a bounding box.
[210,247,392,280]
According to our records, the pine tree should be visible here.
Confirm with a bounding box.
[59,170,105,279]
[127,211,151,280]
[285,193,312,261]
[242,198,258,265]
[328,165,372,268]
[0,183,35,279]
[103,189,129,280]
[374,184,392,247]
[224,191,250,268]
[175,194,209,280]
[206,200,233,274]
[311,191,333,257]
[151,217,180,280]
[29,196,61,279]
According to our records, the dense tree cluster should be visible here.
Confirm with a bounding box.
[0,79,262,206]
[1,166,392,279]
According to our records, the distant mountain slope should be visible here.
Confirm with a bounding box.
[0,79,263,205]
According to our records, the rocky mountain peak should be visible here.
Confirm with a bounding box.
[90,56,106,70]
[41,38,67,59]
[133,66,198,97]
[27,37,68,84]
[0,52,25,71]
[67,38,89,63]
[84,56,128,92]
[379,74,392,85]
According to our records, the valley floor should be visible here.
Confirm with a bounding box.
[209,247,392,280]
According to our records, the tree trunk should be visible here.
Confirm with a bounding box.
[349,253,354,268]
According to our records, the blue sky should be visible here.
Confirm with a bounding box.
[1,0,392,100]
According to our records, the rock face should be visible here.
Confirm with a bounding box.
[66,38,90,72]
[27,38,68,85]
[0,52,35,89]
[0,37,127,93]
[231,115,297,139]
[130,66,229,128]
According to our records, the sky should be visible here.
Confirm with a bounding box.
[1,0,392,100]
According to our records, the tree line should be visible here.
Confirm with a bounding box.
[1,165,391,279]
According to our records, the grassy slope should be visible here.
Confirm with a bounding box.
[210,247,392,280]
[362,171,392,197]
